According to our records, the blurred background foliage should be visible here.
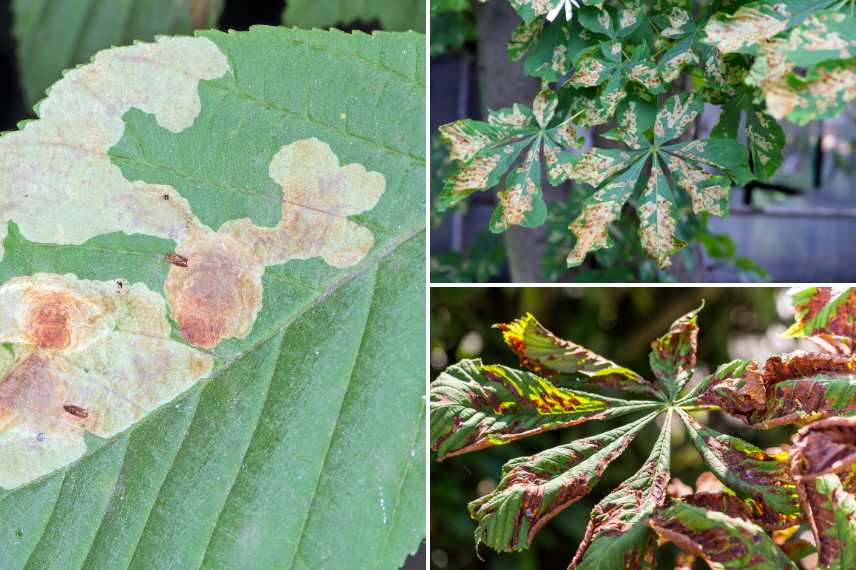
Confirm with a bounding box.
[430,287,815,569]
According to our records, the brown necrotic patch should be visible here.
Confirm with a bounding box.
[0,273,212,489]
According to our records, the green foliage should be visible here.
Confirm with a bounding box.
[0,27,425,569]
[430,287,856,568]
[11,0,224,106]
[283,0,425,32]
[437,0,856,272]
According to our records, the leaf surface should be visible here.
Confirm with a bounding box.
[11,0,223,106]
[0,27,425,569]
[678,411,800,529]
[569,412,672,570]
[648,305,701,398]
[650,500,798,569]
[469,411,658,552]
[429,359,659,460]
[495,313,656,395]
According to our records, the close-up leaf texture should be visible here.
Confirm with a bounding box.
[0,22,425,570]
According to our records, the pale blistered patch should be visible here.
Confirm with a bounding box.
[571,150,627,188]
[164,138,386,348]
[0,273,213,489]
[0,37,230,257]
[567,200,623,266]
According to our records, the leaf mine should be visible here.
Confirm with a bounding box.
[0,273,212,489]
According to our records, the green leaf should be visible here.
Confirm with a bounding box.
[469,411,659,552]
[11,0,224,107]
[429,359,659,460]
[650,500,798,569]
[712,85,785,181]
[678,410,801,529]
[495,313,657,395]
[0,27,424,569]
[439,89,582,230]
[570,412,672,570]
[697,353,856,428]
[649,304,701,398]
[790,417,856,569]
[784,286,856,352]
[283,0,425,32]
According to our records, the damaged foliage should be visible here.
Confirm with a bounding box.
[437,0,856,272]
[431,288,856,568]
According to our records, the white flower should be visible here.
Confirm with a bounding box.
[547,0,581,22]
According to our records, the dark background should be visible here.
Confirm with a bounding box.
[430,287,813,569]
[0,1,425,567]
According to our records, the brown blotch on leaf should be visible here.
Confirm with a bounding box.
[165,232,263,349]
[25,292,78,350]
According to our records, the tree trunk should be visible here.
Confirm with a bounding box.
[475,0,546,282]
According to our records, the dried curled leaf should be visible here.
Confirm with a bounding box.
[650,500,798,569]
[678,410,800,529]
[429,359,657,460]
[785,286,856,354]
[469,412,657,552]
[495,312,655,394]
[569,412,672,570]
[698,352,856,428]
[0,273,212,489]
[648,304,701,398]
[790,417,856,568]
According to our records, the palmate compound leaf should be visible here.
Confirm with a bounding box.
[649,499,798,570]
[784,286,856,354]
[507,15,599,82]
[495,312,660,396]
[468,410,660,552]
[566,91,753,268]
[438,89,583,232]
[569,411,672,570]
[677,410,801,529]
[652,2,727,89]
[695,352,856,428]
[11,0,224,107]
[429,359,659,461]
[790,417,856,568]
[0,27,425,569]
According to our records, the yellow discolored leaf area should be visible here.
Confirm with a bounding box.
[0,273,213,489]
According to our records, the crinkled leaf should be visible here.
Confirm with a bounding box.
[790,417,856,569]
[495,314,657,395]
[469,412,658,552]
[785,286,856,353]
[0,28,425,569]
[678,411,801,529]
[430,359,659,461]
[698,352,856,428]
[569,412,672,570]
[703,0,837,55]
[282,0,425,32]
[11,0,224,106]
[650,500,798,569]
[649,305,701,398]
